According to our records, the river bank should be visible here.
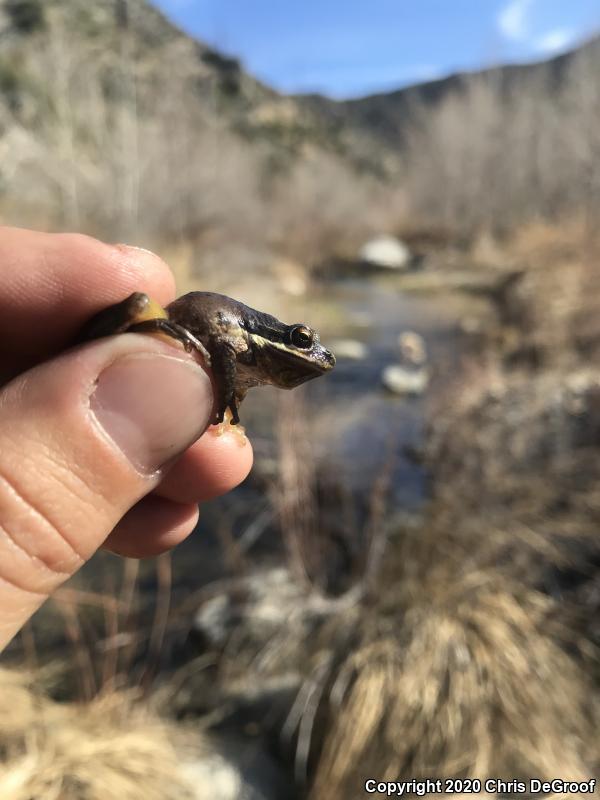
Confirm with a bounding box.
[4,222,600,798]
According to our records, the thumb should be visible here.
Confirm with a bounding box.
[0,334,213,650]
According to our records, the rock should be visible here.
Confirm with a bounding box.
[182,750,241,800]
[180,733,290,800]
[193,568,309,651]
[192,594,231,648]
[359,235,411,270]
[191,567,349,670]
[330,339,368,360]
[398,331,427,365]
[382,364,429,395]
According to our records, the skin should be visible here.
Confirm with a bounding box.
[0,226,253,651]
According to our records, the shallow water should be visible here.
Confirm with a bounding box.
[297,278,485,509]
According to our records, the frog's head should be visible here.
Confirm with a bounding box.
[247,319,336,389]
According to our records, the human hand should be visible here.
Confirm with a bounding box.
[0,227,253,651]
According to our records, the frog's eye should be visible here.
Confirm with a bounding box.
[290,325,314,349]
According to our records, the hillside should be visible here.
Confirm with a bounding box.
[0,0,307,149]
[0,0,390,249]
[0,0,597,249]
[300,34,600,148]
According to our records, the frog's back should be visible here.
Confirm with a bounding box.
[167,292,286,337]
[166,292,236,335]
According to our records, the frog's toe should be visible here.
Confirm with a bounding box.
[212,408,247,444]
[181,330,211,366]
[128,292,150,314]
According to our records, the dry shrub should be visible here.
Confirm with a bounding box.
[305,384,600,798]
[467,220,600,368]
[401,41,600,237]
[0,3,405,267]
[266,151,406,265]
[503,220,600,363]
[424,357,600,602]
[0,668,197,800]
[307,390,600,797]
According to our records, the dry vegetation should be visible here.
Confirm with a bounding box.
[0,0,401,271]
[400,44,600,238]
[0,667,199,800]
[310,581,596,799]
[289,223,600,796]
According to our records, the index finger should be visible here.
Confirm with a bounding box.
[0,227,177,375]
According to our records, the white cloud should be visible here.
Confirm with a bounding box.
[497,0,534,41]
[534,28,576,54]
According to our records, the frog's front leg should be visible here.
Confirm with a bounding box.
[210,343,240,425]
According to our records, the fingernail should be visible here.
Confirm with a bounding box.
[91,354,212,473]
[114,243,157,258]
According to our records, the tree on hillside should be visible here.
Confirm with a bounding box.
[5,0,45,34]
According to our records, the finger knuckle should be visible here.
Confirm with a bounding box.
[0,466,85,594]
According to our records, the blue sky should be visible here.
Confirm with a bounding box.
[153,0,600,98]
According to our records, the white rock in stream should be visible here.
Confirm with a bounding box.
[398,331,427,365]
[382,364,429,395]
[330,339,369,360]
[359,235,411,270]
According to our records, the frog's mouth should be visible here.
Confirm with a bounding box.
[251,336,336,388]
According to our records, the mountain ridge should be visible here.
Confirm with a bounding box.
[296,33,600,148]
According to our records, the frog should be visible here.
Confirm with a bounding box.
[78,291,336,426]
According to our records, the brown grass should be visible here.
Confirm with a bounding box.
[310,575,597,800]
[0,668,197,800]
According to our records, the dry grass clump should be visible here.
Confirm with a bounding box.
[0,667,196,800]
[310,572,597,800]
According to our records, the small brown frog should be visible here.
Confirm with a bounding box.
[79,292,336,425]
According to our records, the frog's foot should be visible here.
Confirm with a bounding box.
[78,292,157,341]
[78,292,212,368]
[212,408,247,445]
